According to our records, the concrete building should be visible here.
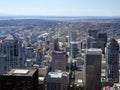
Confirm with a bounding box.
[0,68,38,90]
[38,66,48,77]
[46,71,69,90]
[0,34,25,74]
[107,38,119,83]
[52,51,67,71]
[84,49,102,90]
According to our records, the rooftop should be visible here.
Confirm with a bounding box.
[70,41,79,44]
[13,69,29,74]
[3,68,37,76]
[52,51,66,54]
[4,34,18,41]
[86,48,102,55]
[48,72,63,78]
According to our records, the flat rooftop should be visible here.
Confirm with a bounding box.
[3,68,37,77]
[48,72,63,78]
[52,51,66,54]
[70,41,79,44]
[86,48,102,55]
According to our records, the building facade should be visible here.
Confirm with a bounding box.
[52,51,67,71]
[0,34,25,74]
[96,33,107,54]
[46,71,69,90]
[107,38,119,83]
[84,49,102,90]
[70,41,79,59]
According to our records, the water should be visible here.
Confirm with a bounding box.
[0,16,120,21]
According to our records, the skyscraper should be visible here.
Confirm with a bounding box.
[54,38,60,51]
[70,41,79,59]
[88,29,98,39]
[84,49,102,90]
[0,34,25,74]
[96,33,107,54]
[107,38,119,83]
[70,31,77,41]
[86,36,95,48]
[52,51,67,71]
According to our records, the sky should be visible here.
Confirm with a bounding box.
[0,0,120,16]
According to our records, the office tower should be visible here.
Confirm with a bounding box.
[91,41,98,48]
[52,51,67,71]
[84,49,102,90]
[35,48,43,64]
[107,38,119,83]
[70,41,79,59]
[87,36,95,48]
[46,71,69,90]
[80,40,87,49]
[97,33,107,54]
[54,38,60,51]
[0,68,38,90]
[70,31,77,41]
[26,47,35,59]
[0,34,25,74]
[88,29,98,39]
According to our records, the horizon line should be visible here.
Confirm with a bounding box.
[0,15,120,17]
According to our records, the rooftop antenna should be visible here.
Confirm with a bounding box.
[57,22,61,40]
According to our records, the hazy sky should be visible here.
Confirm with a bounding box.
[0,0,120,16]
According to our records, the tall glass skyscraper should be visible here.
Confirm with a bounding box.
[0,34,25,74]
[107,38,119,83]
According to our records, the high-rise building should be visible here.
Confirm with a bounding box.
[88,29,98,39]
[86,36,95,48]
[35,48,43,64]
[70,41,79,59]
[96,33,107,54]
[26,47,35,59]
[0,68,38,90]
[80,40,87,49]
[0,34,25,74]
[70,31,77,41]
[46,71,69,90]
[54,38,60,51]
[107,38,119,83]
[84,49,102,90]
[52,51,67,71]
